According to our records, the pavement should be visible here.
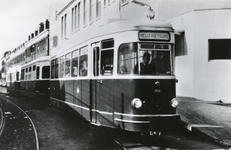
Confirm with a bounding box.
[176,97,231,147]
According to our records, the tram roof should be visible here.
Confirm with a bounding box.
[99,19,174,32]
[21,56,51,68]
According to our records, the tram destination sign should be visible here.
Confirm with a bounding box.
[139,31,170,41]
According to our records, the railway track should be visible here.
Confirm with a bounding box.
[0,94,39,150]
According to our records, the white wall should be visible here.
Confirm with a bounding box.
[168,9,231,102]
[193,9,231,102]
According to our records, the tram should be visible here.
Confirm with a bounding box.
[20,56,50,101]
[6,65,21,95]
[50,19,180,134]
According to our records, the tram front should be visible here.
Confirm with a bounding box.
[115,31,180,135]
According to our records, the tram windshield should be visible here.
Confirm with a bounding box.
[118,43,172,76]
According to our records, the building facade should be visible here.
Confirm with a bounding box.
[158,1,231,102]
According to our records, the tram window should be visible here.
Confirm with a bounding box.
[55,58,59,78]
[71,50,79,77]
[118,43,171,75]
[60,56,65,78]
[51,59,55,79]
[151,51,171,75]
[16,72,19,81]
[93,47,99,76]
[65,53,71,78]
[36,66,40,79]
[101,50,113,75]
[102,39,114,49]
[118,43,137,75]
[42,66,50,79]
[10,73,12,82]
[21,69,24,80]
[79,55,88,76]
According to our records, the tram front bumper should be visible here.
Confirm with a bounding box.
[149,114,181,131]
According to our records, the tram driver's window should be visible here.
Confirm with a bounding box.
[118,43,137,75]
[101,50,113,75]
[152,51,171,75]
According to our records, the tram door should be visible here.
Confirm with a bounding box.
[91,43,100,124]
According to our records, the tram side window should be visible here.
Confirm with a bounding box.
[118,43,138,75]
[36,66,40,79]
[101,50,113,75]
[10,73,12,82]
[79,55,88,76]
[55,58,59,78]
[16,72,19,81]
[51,59,55,79]
[65,53,71,78]
[60,56,65,78]
[21,69,24,80]
[79,46,88,77]
[42,66,50,78]
[71,50,79,77]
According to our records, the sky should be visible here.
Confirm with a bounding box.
[0,0,67,60]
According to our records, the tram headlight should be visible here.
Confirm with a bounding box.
[170,98,178,108]
[131,98,142,109]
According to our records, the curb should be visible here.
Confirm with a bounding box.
[180,119,231,147]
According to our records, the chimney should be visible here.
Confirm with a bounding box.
[45,19,49,29]
[35,30,38,36]
[39,22,44,33]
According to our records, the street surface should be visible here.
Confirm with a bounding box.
[0,86,228,149]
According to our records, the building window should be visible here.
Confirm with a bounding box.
[64,14,67,37]
[209,39,231,60]
[61,16,64,38]
[121,0,128,5]
[83,0,87,26]
[89,0,93,22]
[72,8,74,32]
[104,0,106,7]
[74,5,77,30]
[96,0,101,19]
[78,2,81,29]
